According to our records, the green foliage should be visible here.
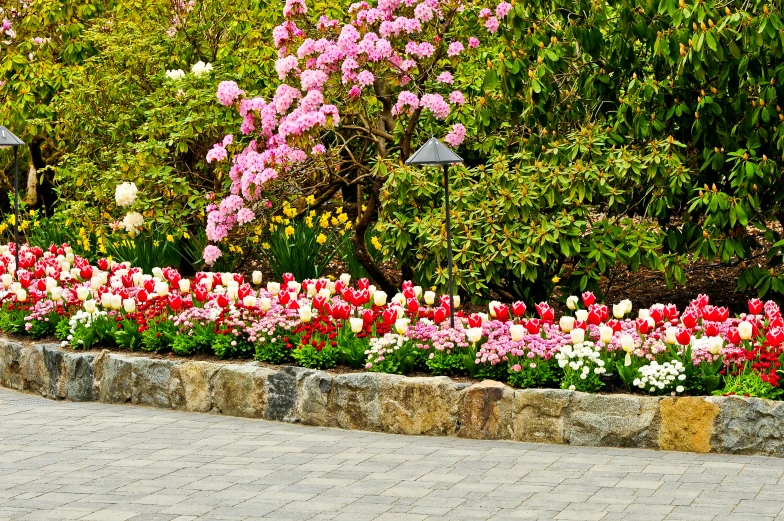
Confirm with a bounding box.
[254,337,292,364]
[0,306,26,335]
[115,319,143,352]
[70,314,116,350]
[141,320,177,353]
[105,235,181,274]
[426,350,466,376]
[290,343,339,369]
[172,324,216,357]
[335,327,370,369]
[263,212,351,281]
[213,334,253,359]
[716,371,784,400]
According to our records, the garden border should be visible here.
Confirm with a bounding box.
[1,337,783,457]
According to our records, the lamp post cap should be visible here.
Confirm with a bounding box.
[0,126,24,148]
[405,137,463,166]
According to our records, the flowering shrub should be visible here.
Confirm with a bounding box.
[3,243,784,401]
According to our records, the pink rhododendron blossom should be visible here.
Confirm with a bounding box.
[275,56,299,79]
[437,71,454,84]
[468,36,480,48]
[357,70,375,86]
[206,144,228,163]
[485,16,499,33]
[393,91,419,115]
[203,245,222,266]
[348,85,362,98]
[414,2,433,22]
[237,207,256,225]
[420,93,450,119]
[447,41,464,56]
[496,1,512,18]
[312,144,326,154]
[283,0,307,17]
[217,81,245,107]
[449,91,466,105]
[444,123,466,147]
[222,135,234,147]
[479,8,492,18]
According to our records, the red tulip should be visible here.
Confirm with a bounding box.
[649,307,664,324]
[766,327,784,347]
[194,286,207,303]
[233,273,244,285]
[748,298,764,315]
[727,327,741,345]
[168,295,182,310]
[279,291,291,305]
[703,321,719,337]
[581,291,596,306]
[401,280,413,290]
[467,313,482,328]
[283,273,295,284]
[636,318,651,335]
[606,319,622,332]
[434,307,447,324]
[524,319,541,334]
[137,290,148,303]
[313,295,327,310]
[491,303,509,321]
[238,284,252,300]
[511,301,526,317]
[535,302,554,323]
[664,304,679,320]
[357,278,370,290]
[217,294,229,308]
[681,311,698,329]
[97,258,109,271]
[79,266,93,279]
[382,307,398,324]
[676,327,691,345]
[407,298,420,315]
[36,279,46,292]
[716,307,729,322]
[403,287,416,300]
[362,309,375,325]
[587,308,602,325]
[144,279,156,293]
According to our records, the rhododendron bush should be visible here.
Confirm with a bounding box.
[2,242,784,400]
[205,0,503,290]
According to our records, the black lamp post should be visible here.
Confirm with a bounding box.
[405,137,463,328]
[0,126,25,275]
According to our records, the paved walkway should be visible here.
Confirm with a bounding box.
[1,389,784,521]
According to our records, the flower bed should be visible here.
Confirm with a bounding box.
[1,243,783,401]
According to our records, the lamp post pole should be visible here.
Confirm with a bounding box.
[13,146,19,274]
[443,164,455,328]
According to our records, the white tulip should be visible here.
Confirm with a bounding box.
[15,289,26,302]
[327,281,336,294]
[413,286,422,298]
[299,306,313,323]
[318,288,331,299]
[202,275,213,291]
[489,301,501,317]
[368,285,376,297]
[424,291,436,306]
[621,334,635,353]
[559,316,575,333]
[570,328,586,345]
[349,317,364,333]
[575,309,589,322]
[76,286,90,301]
[738,321,754,340]
[111,294,122,310]
[624,352,632,367]
[395,305,406,319]
[621,299,633,314]
[44,277,56,291]
[566,295,579,310]
[287,281,302,294]
[599,325,614,344]
[10,282,20,293]
[132,272,143,286]
[70,267,81,279]
[179,279,190,293]
[226,285,238,301]
[339,273,351,285]
[478,312,489,324]
[243,295,257,308]
[152,267,163,279]
[60,261,70,273]
[65,252,74,263]
[509,324,525,342]
[155,282,169,297]
[707,337,723,355]
[123,298,136,313]
[466,327,483,343]
[392,292,405,306]
[259,298,271,312]
[665,326,678,344]
[252,271,263,285]
[50,287,62,301]
[395,318,410,336]
[612,304,626,319]
[638,309,650,320]
[307,284,317,297]
[374,291,388,307]
[267,282,280,296]
[83,300,96,313]
[0,274,12,288]
[221,272,232,286]
[453,295,461,308]
[100,292,112,308]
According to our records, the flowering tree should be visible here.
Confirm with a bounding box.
[207,0,507,291]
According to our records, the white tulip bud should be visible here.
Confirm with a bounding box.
[83,300,96,313]
[738,321,754,340]
[424,291,436,306]
[307,284,317,297]
[665,326,678,345]
[575,309,589,322]
[374,291,388,307]
[570,328,586,345]
[612,304,626,319]
[0,274,12,288]
[339,273,351,285]
[252,271,263,285]
[151,267,163,279]
[76,286,90,301]
[155,282,169,297]
[243,295,257,308]
[259,298,271,312]
[707,337,723,355]
[392,292,405,306]
[559,316,575,333]
[318,288,331,299]
[111,294,122,310]
[621,299,633,314]
[123,298,136,313]
[349,317,364,333]
[299,306,312,323]
[466,327,483,343]
[638,309,650,320]
[15,289,27,302]
[202,275,213,291]
[395,318,410,336]
[566,295,579,310]
[413,286,422,298]
[599,325,613,343]
[509,324,525,342]
[453,295,461,308]
[621,334,635,353]
[50,287,62,301]
[178,279,190,293]
[267,282,280,296]
[287,281,301,294]
[100,292,112,308]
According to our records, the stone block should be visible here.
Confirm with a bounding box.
[169,361,220,413]
[457,379,515,440]
[567,393,660,448]
[659,396,719,453]
[131,358,174,408]
[292,368,336,427]
[0,340,24,390]
[708,395,784,457]
[212,364,267,418]
[379,376,460,436]
[512,389,572,444]
[97,354,133,404]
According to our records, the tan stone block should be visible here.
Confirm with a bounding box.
[659,396,719,453]
[379,376,460,436]
[458,380,514,440]
[169,362,220,412]
[512,389,572,444]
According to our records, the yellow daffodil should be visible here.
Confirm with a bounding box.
[285,225,295,237]
[166,234,174,242]
[262,242,270,249]
[371,236,382,250]
[306,195,316,205]
[316,233,327,244]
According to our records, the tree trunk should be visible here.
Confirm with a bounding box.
[353,175,396,293]
[25,162,37,206]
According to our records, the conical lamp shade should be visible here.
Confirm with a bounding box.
[405,137,463,166]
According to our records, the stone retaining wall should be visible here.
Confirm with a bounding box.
[1,338,782,457]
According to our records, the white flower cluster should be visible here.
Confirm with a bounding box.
[555,341,606,379]
[691,336,723,356]
[63,309,109,346]
[115,182,138,207]
[165,68,185,80]
[633,360,686,393]
[365,333,404,369]
[121,211,144,236]
[191,61,213,77]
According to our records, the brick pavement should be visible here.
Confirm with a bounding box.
[1,387,784,521]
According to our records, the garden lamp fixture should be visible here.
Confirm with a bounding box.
[0,126,25,274]
[405,137,463,328]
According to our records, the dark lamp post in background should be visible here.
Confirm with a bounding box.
[405,137,463,328]
[0,126,26,274]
